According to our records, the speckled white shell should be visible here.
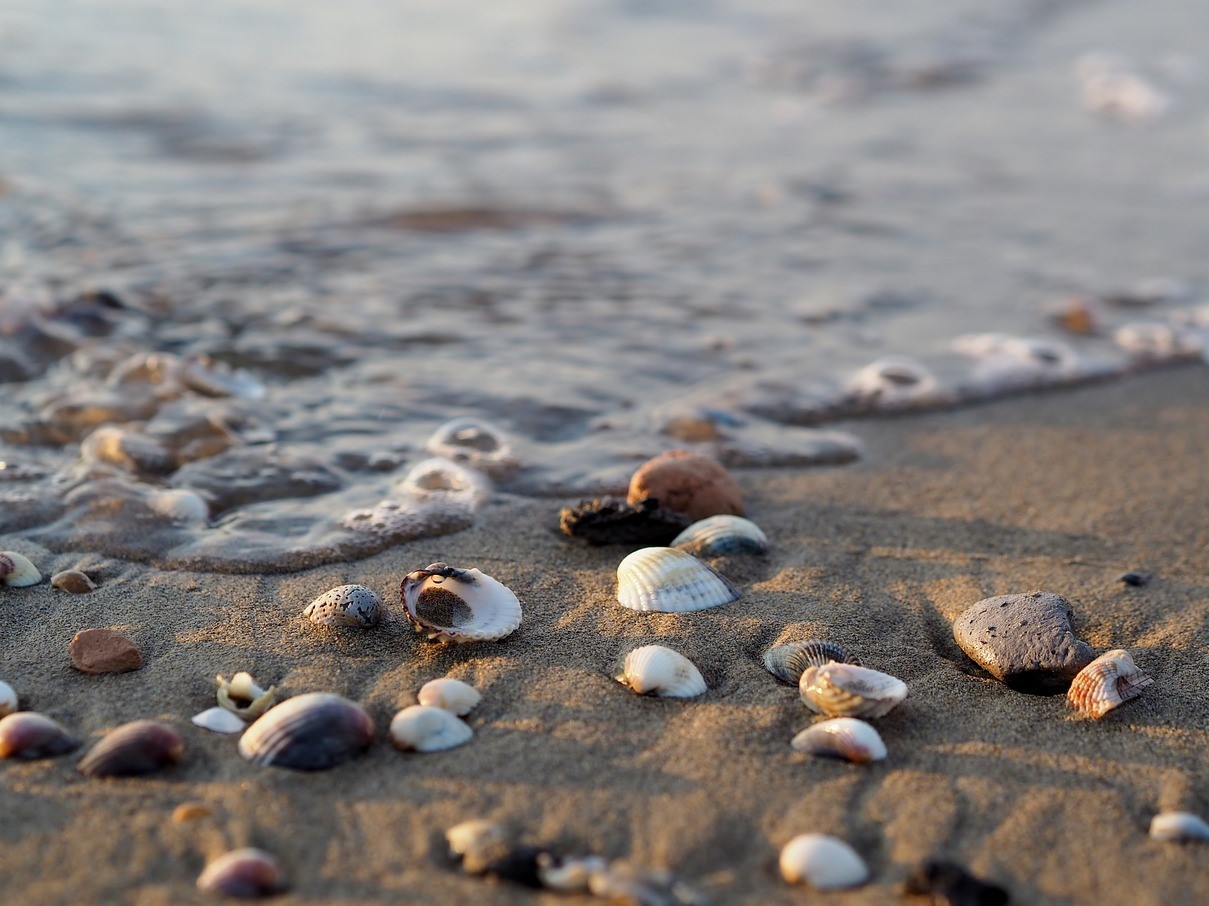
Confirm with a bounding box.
[389,705,473,752]
[1149,811,1209,842]
[418,678,481,716]
[1067,649,1153,719]
[800,662,907,718]
[614,645,707,698]
[0,551,41,587]
[779,834,869,889]
[615,547,740,613]
[401,564,522,643]
[671,515,769,556]
[790,718,886,764]
[191,707,246,735]
[304,584,383,628]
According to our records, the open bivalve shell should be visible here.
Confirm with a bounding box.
[0,551,41,587]
[401,563,522,643]
[0,712,80,759]
[670,514,769,557]
[613,645,707,698]
[615,547,740,613]
[779,834,869,890]
[389,705,473,752]
[800,662,907,718]
[303,584,383,629]
[418,678,481,716]
[1149,811,1209,842]
[239,693,374,771]
[216,672,278,721]
[196,847,284,898]
[791,717,886,764]
[0,681,17,718]
[1066,649,1153,719]
[763,640,862,686]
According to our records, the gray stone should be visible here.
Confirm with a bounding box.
[952,592,1095,695]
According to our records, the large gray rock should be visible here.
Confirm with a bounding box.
[952,592,1095,695]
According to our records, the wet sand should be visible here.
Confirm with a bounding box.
[1,366,1206,905]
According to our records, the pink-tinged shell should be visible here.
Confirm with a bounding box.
[1066,649,1153,719]
[0,712,80,759]
[77,720,184,777]
[400,563,522,643]
[238,693,374,771]
[196,848,284,898]
[799,662,907,718]
[790,718,886,764]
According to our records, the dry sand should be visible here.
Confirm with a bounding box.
[1,366,1206,905]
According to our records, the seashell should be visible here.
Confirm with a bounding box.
[51,569,97,593]
[588,860,707,905]
[216,672,278,721]
[196,847,284,898]
[447,819,507,869]
[397,457,491,510]
[1066,649,1153,719]
[536,853,610,893]
[1149,811,1209,842]
[417,677,481,716]
[400,562,523,643]
[0,712,80,759]
[389,705,473,752]
[800,662,908,718]
[78,720,184,777]
[178,355,266,400]
[238,693,374,771]
[615,547,740,613]
[81,426,172,474]
[779,834,869,889]
[670,514,769,557]
[1114,321,1201,358]
[846,356,937,407]
[790,718,886,764]
[172,802,214,823]
[559,496,691,547]
[149,488,209,524]
[192,707,247,735]
[0,551,41,587]
[613,645,707,698]
[763,640,862,686]
[303,584,383,629]
[425,417,518,478]
[954,333,1077,373]
[0,680,17,718]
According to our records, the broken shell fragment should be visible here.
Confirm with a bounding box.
[196,848,284,898]
[670,514,769,557]
[78,720,184,777]
[1149,811,1209,842]
[303,584,383,629]
[425,417,518,478]
[447,819,507,870]
[763,640,862,686]
[0,680,16,718]
[400,562,522,643]
[192,708,247,735]
[779,834,869,890]
[0,712,80,759]
[417,678,481,716]
[800,662,908,718]
[51,569,97,593]
[238,693,374,771]
[1066,649,1153,719]
[0,551,41,587]
[216,672,278,721]
[389,705,473,752]
[790,718,886,764]
[615,547,740,613]
[614,645,707,698]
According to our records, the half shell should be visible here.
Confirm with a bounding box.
[1067,649,1153,719]
[800,662,907,718]
[1149,811,1209,842]
[216,672,278,721]
[401,563,522,643]
[790,718,886,764]
[0,712,79,759]
[0,680,16,718]
[303,584,383,629]
[397,456,491,511]
[613,645,707,698]
[0,551,41,587]
[196,848,284,898]
[763,640,862,686]
[389,705,473,752]
[670,515,769,557]
[418,678,481,716]
[51,569,97,593]
[238,693,374,771]
[615,547,740,613]
[78,720,184,777]
[779,834,869,890]
[425,417,518,478]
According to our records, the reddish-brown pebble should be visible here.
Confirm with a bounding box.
[627,450,744,521]
[68,629,143,675]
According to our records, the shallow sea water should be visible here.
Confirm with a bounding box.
[1,0,1207,571]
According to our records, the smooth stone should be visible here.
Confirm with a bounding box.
[68,629,144,675]
[626,450,743,522]
[953,592,1094,695]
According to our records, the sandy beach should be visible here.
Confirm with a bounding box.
[1,365,1205,905]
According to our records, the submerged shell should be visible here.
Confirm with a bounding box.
[401,563,522,643]
[303,584,383,628]
[779,834,869,890]
[149,488,210,524]
[389,705,473,752]
[196,848,283,898]
[78,720,184,777]
[0,551,41,587]
[670,515,769,556]
[615,547,740,613]
[397,457,491,510]
[1067,649,1153,719]
[763,640,862,686]
[446,819,507,867]
[50,569,97,593]
[614,645,707,698]
[0,680,16,718]
[1149,812,1209,842]
[791,718,886,764]
[216,672,278,721]
[417,678,481,716]
[238,693,374,771]
[800,662,908,718]
[846,356,937,407]
[425,417,518,478]
[192,707,247,735]
[0,712,80,759]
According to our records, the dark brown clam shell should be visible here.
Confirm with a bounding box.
[0,712,80,760]
[77,720,184,777]
[238,693,373,771]
[197,848,284,898]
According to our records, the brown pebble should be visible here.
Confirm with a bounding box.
[173,802,214,823]
[627,450,744,522]
[68,629,143,674]
[51,569,97,593]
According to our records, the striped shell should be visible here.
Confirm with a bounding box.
[303,584,382,628]
[791,718,886,764]
[418,678,481,716]
[0,551,41,587]
[0,681,16,718]
[763,640,862,686]
[238,693,374,771]
[800,662,907,718]
[1149,811,1209,842]
[779,834,869,889]
[401,563,522,643]
[78,720,184,777]
[196,848,284,898]
[613,645,707,698]
[670,515,769,556]
[615,547,740,613]
[389,705,473,752]
[0,712,79,759]
[1066,649,1153,719]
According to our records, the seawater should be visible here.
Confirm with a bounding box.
[1,0,1207,572]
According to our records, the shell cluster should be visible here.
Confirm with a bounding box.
[401,563,522,643]
[238,693,374,771]
[615,547,740,613]
[670,515,768,557]
[791,717,886,764]
[779,834,869,890]
[800,662,907,719]
[303,584,383,629]
[763,639,862,686]
[613,645,707,699]
[1066,649,1153,719]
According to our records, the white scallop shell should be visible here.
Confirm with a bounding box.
[401,563,522,643]
[670,515,769,557]
[800,662,907,718]
[614,645,707,698]
[846,356,938,407]
[418,678,482,716]
[304,584,383,629]
[779,834,869,889]
[1066,649,1153,719]
[397,457,491,511]
[615,547,739,613]
[790,718,886,764]
[191,707,247,735]
[389,705,473,752]
[216,672,277,721]
[425,417,518,478]
[1149,811,1209,842]
[0,551,41,587]
[0,681,16,718]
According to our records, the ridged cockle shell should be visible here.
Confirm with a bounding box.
[790,718,886,764]
[779,834,869,889]
[615,547,740,613]
[0,551,41,587]
[401,563,522,643]
[78,720,184,777]
[238,693,374,771]
[613,645,707,698]
[196,848,284,898]
[303,584,383,628]
[670,514,769,557]
[763,640,862,686]
[417,678,481,716]
[1066,649,1153,719]
[800,662,907,718]
[51,569,97,593]
[0,712,80,759]
[389,705,473,752]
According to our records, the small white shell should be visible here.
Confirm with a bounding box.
[150,488,209,524]
[397,457,491,510]
[614,645,707,698]
[615,547,740,613]
[1067,649,1153,719]
[0,681,16,718]
[846,356,938,407]
[389,705,473,752]
[304,584,383,628]
[1149,811,1209,842]
[216,672,277,721]
[670,515,769,556]
[791,718,886,764]
[800,662,908,718]
[401,563,522,643]
[425,417,518,478]
[418,678,481,716]
[0,551,41,587]
[954,334,1077,373]
[779,834,869,889]
[191,707,247,735]
[446,819,506,861]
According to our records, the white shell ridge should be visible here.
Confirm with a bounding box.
[763,640,861,686]
[779,834,869,889]
[191,707,247,734]
[389,705,473,752]
[790,718,886,764]
[671,515,769,556]
[615,547,740,613]
[0,681,16,718]
[0,551,41,587]
[401,563,522,643]
[1149,811,1209,842]
[614,645,706,698]
[1067,649,1153,719]
[800,662,907,718]
[418,678,482,716]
